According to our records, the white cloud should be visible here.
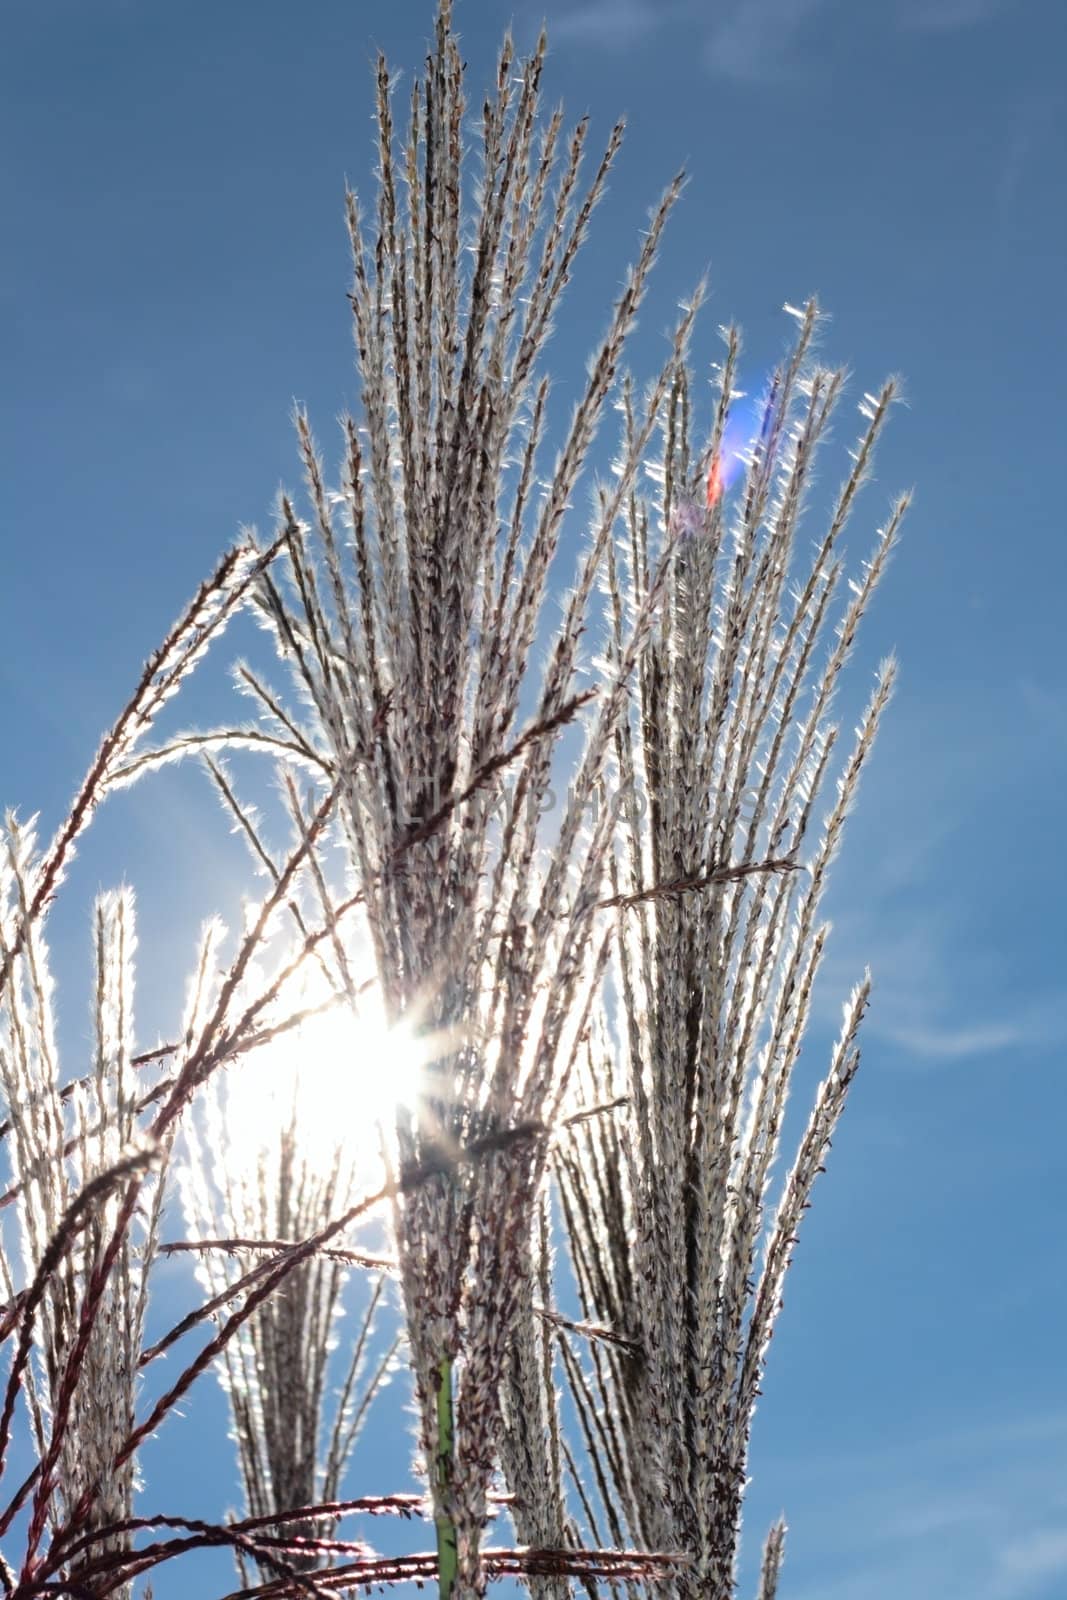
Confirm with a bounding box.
[550,0,666,48]
[548,0,833,81]
[880,1016,1040,1061]
[995,1529,1067,1591]
[901,0,1008,29]
[548,0,1016,82]
[760,1413,1067,1600]
[813,906,1065,1067]
[702,0,829,83]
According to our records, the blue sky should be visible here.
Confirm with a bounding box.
[3,0,1066,1596]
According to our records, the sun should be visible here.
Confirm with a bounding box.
[228,972,426,1188]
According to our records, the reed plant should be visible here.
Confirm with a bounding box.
[511,314,902,1598]
[0,3,905,1597]
[176,965,397,1584]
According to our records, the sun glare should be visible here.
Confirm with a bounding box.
[227,976,425,1187]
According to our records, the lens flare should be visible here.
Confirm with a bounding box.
[706,454,724,509]
[224,973,424,1186]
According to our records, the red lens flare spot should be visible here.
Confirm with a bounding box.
[706,455,723,510]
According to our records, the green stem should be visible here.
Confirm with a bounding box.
[434,1354,458,1600]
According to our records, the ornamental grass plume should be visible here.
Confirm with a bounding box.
[231,4,701,1590]
[0,535,288,1595]
[0,861,158,1600]
[0,622,422,1598]
[176,977,396,1583]
[504,309,905,1596]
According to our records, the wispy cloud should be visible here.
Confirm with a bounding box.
[702,0,829,83]
[880,1013,1059,1061]
[1019,675,1067,745]
[549,0,833,82]
[549,0,1021,82]
[550,0,667,49]
[995,95,1063,226]
[994,1530,1067,1594]
[900,0,1009,29]
[760,1413,1067,1600]
[810,674,1067,1070]
[820,917,1066,1064]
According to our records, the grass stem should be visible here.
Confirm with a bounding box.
[434,1355,458,1599]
